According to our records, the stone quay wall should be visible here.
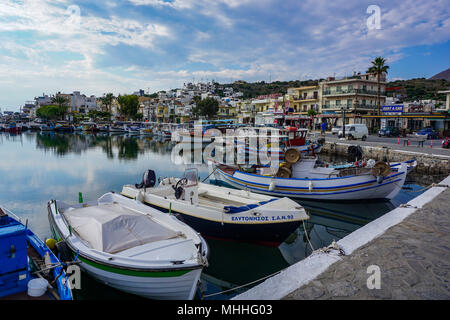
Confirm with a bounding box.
[322,142,450,175]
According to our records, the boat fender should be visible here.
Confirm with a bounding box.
[377,176,383,184]
[269,180,276,191]
[309,181,313,192]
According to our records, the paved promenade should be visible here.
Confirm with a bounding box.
[322,133,450,157]
[283,188,450,300]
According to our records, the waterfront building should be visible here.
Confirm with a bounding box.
[320,72,387,129]
[438,89,450,110]
[287,85,321,114]
[34,94,54,107]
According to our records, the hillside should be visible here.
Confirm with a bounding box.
[219,80,319,99]
[429,68,450,81]
[386,78,449,101]
[218,78,449,102]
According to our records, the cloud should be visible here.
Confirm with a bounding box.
[0,0,449,108]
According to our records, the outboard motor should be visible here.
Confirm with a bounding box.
[135,170,156,189]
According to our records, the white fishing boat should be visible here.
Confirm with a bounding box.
[47,192,208,300]
[213,126,323,161]
[121,168,309,246]
[210,148,408,201]
[39,123,55,131]
[124,124,140,134]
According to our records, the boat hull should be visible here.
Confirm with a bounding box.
[214,165,408,201]
[147,202,302,246]
[77,256,202,300]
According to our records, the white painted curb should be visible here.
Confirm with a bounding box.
[233,175,450,300]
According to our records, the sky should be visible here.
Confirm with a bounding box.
[0,0,449,110]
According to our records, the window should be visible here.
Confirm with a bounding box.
[336,100,341,106]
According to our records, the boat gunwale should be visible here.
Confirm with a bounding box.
[47,200,205,274]
[120,187,308,225]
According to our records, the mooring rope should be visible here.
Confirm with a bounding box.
[201,269,283,299]
[202,166,218,183]
[200,221,346,300]
[402,183,449,193]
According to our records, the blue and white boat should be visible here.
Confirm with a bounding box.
[0,207,73,300]
[210,154,408,201]
[39,123,55,132]
[121,168,309,246]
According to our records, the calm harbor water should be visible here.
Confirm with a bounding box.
[0,131,438,300]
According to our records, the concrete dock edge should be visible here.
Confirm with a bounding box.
[232,175,450,300]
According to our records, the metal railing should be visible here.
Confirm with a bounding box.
[323,89,385,96]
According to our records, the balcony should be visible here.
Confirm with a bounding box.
[323,89,386,96]
[292,96,319,101]
[322,103,380,110]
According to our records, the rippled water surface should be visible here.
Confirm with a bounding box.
[0,131,432,299]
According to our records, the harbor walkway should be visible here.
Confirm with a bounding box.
[233,176,450,300]
[283,188,450,300]
[323,133,450,157]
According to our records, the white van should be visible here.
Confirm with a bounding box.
[338,124,369,140]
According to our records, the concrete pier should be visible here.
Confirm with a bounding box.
[321,141,450,175]
[233,176,450,300]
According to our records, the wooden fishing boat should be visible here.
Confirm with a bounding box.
[0,207,73,300]
[121,168,309,246]
[47,192,208,300]
[210,149,408,201]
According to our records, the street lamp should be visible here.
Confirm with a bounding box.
[340,106,348,138]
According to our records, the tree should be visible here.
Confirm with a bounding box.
[117,95,139,120]
[101,93,115,116]
[196,97,219,119]
[52,96,69,120]
[36,105,65,120]
[307,109,317,116]
[367,57,389,126]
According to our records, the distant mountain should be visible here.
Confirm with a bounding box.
[429,68,450,81]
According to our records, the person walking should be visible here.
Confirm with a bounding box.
[321,121,327,136]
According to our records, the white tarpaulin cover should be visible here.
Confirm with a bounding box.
[64,204,180,253]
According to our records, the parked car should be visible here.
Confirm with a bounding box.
[331,126,342,135]
[378,127,401,137]
[415,128,439,140]
[442,137,450,149]
[338,124,369,140]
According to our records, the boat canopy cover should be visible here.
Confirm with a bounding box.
[64,204,181,254]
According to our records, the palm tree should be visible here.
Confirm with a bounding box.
[367,57,389,128]
[101,93,115,121]
[52,96,69,120]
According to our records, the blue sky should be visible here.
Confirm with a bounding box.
[0,0,449,110]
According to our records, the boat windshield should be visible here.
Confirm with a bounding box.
[183,168,198,187]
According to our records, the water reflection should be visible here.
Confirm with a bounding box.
[0,131,428,300]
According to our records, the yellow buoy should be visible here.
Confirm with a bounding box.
[45,238,57,250]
